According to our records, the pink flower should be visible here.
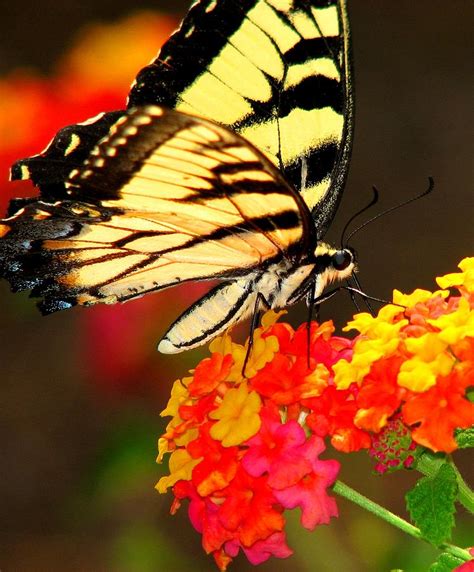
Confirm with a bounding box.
[273,435,340,529]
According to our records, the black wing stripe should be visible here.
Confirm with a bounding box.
[284,37,341,66]
[280,75,343,116]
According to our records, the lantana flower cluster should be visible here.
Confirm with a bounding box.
[334,256,474,456]
[158,259,474,569]
[157,313,346,569]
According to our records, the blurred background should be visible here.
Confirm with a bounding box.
[0,1,472,571]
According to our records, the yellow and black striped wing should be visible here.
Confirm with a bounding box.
[11,0,352,239]
[130,0,353,236]
[0,107,313,314]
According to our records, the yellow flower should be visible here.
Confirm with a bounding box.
[333,337,401,389]
[398,353,454,392]
[175,427,199,447]
[155,449,201,493]
[209,332,237,357]
[157,437,171,463]
[335,307,407,389]
[436,257,474,292]
[404,332,448,361]
[397,332,454,391]
[243,331,280,379]
[344,305,405,336]
[161,377,191,418]
[392,288,447,307]
[158,416,197,461]
[261,309,287,328]
[209,333,247,384]
[332,358,358,389]
[209,382,262,446]
[428,297,474,344]
[59,12,177,94]
[300,363,330,398]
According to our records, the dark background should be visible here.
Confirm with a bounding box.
[0,1,473,571]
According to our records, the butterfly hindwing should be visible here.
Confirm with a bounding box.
[0,106,312,314]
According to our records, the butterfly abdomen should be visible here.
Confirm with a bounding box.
[158,258,319,354]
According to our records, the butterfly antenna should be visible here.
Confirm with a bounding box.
[340,187,379,247]
[345,177,434,245]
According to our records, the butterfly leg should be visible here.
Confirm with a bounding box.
[305,279,317,367]
[348,274,376,314]
[346,278,362,312]
[242,292,271,377]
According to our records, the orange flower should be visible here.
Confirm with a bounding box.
[402,367,474,453]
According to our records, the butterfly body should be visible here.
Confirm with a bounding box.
[1,0,355,352]
[158,241,355,353]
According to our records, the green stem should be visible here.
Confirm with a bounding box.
[333,480,471,562]
[415,453,474,514]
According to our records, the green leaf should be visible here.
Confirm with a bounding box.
[406,462,458,546]
[455,427,474,449]
[429,552,466,572]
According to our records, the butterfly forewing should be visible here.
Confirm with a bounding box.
[0,107,312,313]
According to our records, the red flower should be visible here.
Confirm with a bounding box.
[189,353,234,396]
[305,385,372,452]
[218,467,285,547]
[224,531,293,566]
[188,424,239,497]
[354,356,407,433]
[250,353,328,405]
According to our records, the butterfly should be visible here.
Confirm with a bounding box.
[0,0,355,353]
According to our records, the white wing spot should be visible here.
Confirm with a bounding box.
[93,157,105,168]
[123,125,138,136]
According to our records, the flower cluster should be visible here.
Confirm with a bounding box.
[157,312,346,569]
[334,257,474,455]
[157,259,474,569]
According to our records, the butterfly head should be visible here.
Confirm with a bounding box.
[314,243,357,285]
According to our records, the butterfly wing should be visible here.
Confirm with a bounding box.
[11,0,352,238]
[1,106,313,314]
[131,0,353,235]
[9,112,124,201]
